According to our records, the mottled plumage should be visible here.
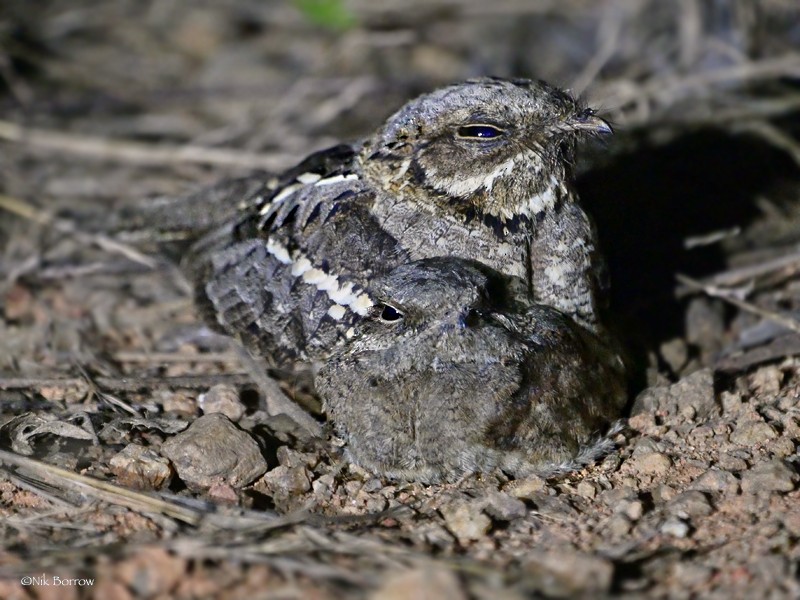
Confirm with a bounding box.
[187,77,613,367]
[316,257,626,483]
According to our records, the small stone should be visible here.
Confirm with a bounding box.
[749,366,784,396]
[370,567,467,600]
[652,484,677,503]
[259,465,311,497]
[660,337,688,373]
[600,487,635,508]
[690,468,740,494]
[606,513,632,536]
[618,499,644,521]
[312,474,335,501]
[276,446,318,469]
[198,384,245,422]
[660,518,690,538]
[507,474,547,499]
[633,452,672,475]
[768,437,796,458]
[670,562,712,588]
[158,390,198,416]
[522,550,613,596]
[740,459,797,493]
[627,413,656,432]
[115,547,186,597]
[576,480,598,499]
[717,453,749,472]
[160,413,267,491]
[109,444,172,490]
[344,480,363,496]
[441,499,492,545]
[484,491,528,521]
[631,436,663,456]
[667,490,713,519]
[631,368,718,420]
[730,420,778,446]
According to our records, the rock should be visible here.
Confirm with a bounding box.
[730,420,778,446]
[606,513,633,536]
[441,499,492,545]
[506,474,547,500]
[617,499,644,521]
[632,452,672,475]
[369,567,467,600]
[275,445,318,469]
[484,491,528,522]
[667,490,713,519]
[160,413,267,491]
[690,468,740,494]
[198,384,245,422]
[521,550,613,597]
[740,459,797,493]
[632,369,718,420]
[109,444,172,490]
[258,465,311,499]
[576,480,598,499]
[660,518,690,538]
[660,337,688,373]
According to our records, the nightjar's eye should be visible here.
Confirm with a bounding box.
[378,304,404,322]
[456,124,505,139]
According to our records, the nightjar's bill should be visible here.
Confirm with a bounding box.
[185,77,614,367]
[316,257,627,483]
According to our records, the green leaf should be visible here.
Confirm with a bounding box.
[294,0,357,31]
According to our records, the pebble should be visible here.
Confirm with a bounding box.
[618,499,645,521]
[660,337,689,373]
[441,500,492,545]
[369,567,466,600]
[689,468,740,494]
[660,518,690,538]
[606,513,633,536]
[259,465,312,498]
[730,420,778,446]
[109,444,172,490]
[667,490,713,519]
[631,368,718,420]
[484,491,528,522]
[576,480,598,499]
[198,384,245,422]
[740,459,798,493]
[633,452,672,475]
[522,550,613,596]
[506,474,547,500]
[160,413,267,491]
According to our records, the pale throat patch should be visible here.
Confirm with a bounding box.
[423,150,560,220]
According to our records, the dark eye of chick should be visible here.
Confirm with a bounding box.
[456,124,505,139]
[379,304,404,322]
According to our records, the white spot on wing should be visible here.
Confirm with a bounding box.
[259,183,301,215]
[327,304,346,320]
[296,172,322,184]
[314,173,359,187]
[266,238,292,264]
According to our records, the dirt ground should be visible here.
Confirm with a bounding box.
[1,1,800,598]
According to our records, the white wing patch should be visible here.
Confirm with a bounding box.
[265,238,374,320]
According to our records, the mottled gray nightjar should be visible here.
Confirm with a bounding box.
[183,77,614,370]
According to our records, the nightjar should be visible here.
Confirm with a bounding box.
[316,257,627,483]
[185,77,614,368]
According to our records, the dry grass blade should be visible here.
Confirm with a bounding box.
[0,193,157,269]
[0,449,204,524]
[0,119,285,170]
[676,273,800,334]
[675,249,800,293]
